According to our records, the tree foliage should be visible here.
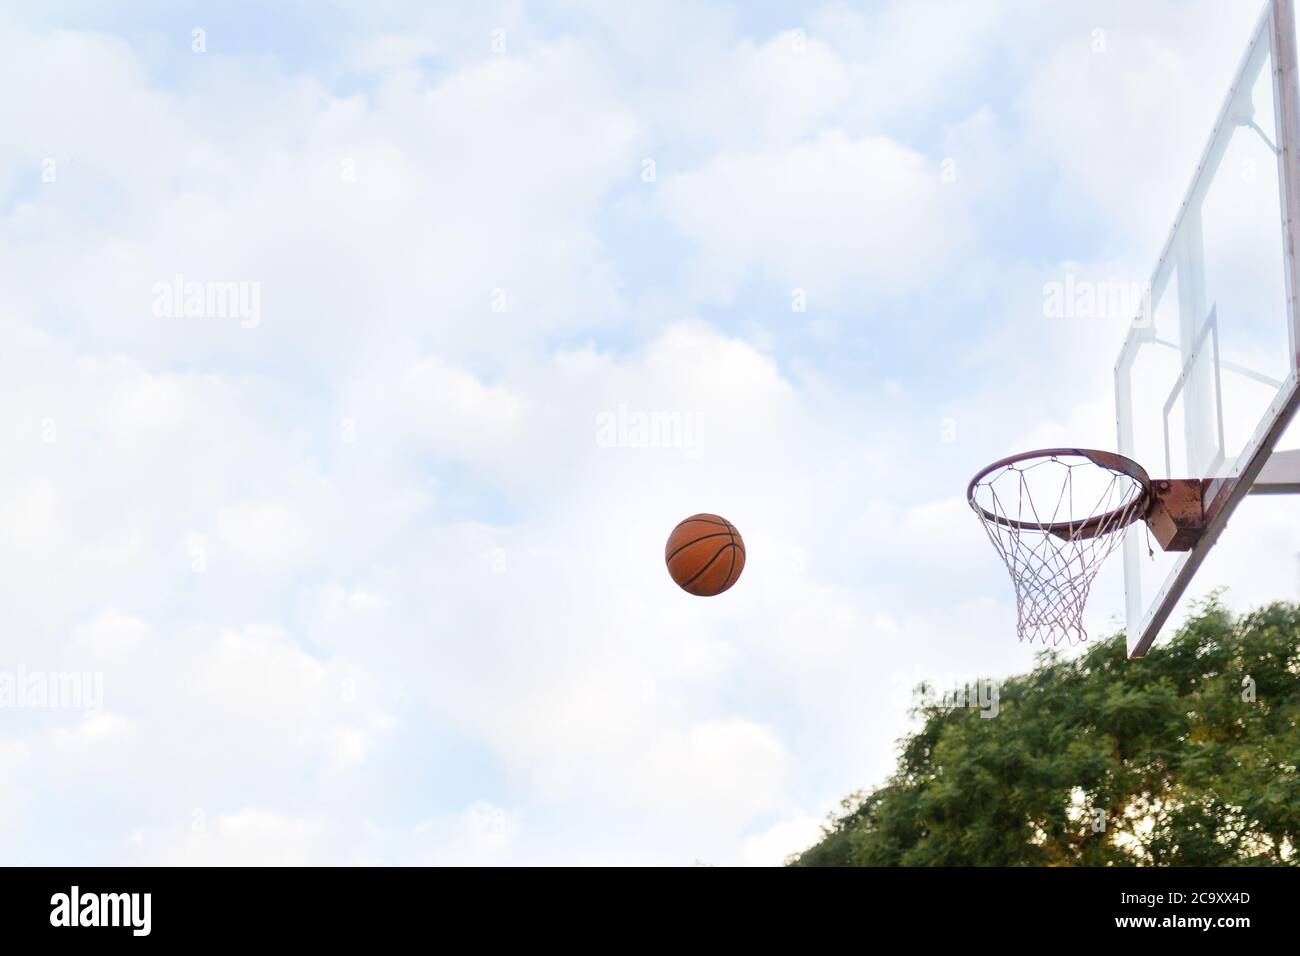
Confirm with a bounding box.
[789,599,1300,866]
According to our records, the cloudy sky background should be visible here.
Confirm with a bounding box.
[2,0,1298,865]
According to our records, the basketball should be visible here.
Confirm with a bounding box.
[665,513,746,596]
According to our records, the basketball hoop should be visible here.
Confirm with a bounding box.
[967,448,1153,645]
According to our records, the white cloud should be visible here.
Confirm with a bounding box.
[216,502,318,569]
[0,740,32,846]
[410,801,522,865]
[810,0,1013,126]
[146,809,333,867]
[48,713,136,759]
[70,612,151,659]
[658,130,967,303]
[398,356,524,459]
[640,31,853,149]
[639,720,789,825]
[740,813,826,867]
[0,479,65,556]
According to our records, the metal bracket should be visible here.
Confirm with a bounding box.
[1148,447,1300,551]
[1146,479,1209,551]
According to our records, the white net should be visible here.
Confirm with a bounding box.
[969,451,1149,645]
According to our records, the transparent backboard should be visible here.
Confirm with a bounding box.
[1116,0,1300,657]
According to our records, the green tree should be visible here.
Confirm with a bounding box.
[790,599,1300,866]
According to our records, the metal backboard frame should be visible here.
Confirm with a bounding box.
[1116,0,1300,658]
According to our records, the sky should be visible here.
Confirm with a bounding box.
[1,0,1296,865]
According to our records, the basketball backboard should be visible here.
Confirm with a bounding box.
[1115,0,1300,657]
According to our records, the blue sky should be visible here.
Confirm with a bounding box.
[2,0,1295,864]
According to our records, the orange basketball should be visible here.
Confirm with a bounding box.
[665,514,746,596]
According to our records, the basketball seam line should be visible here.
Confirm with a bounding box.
[723,520,744,551]
[722,523,737,588]
[666,532,733,563]
[675,516,730,530]
[683,542,737,589]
